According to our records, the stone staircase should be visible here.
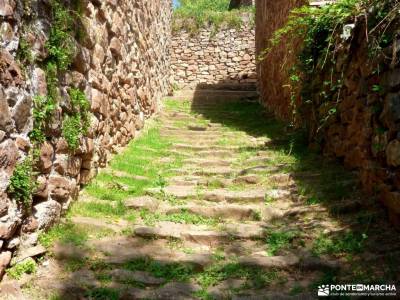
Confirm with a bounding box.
[6,95,400,299]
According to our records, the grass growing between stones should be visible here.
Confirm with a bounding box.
[265,230,301,256]
[68,201,138,222]
[6,258,37,280]
[24,98,400,299]
[192,100,358,206]
[139,208,220,227]
[38,222,89,248]
[312,232,367,257]
[84,124,184,202]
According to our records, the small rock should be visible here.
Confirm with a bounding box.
[0,251,12,278]
[13,245,46,265]
[125,196,159,211]
[151,282,201,300]
[234,174,260,184]
[6,237,20,249]
[109,269,166,286]
[0,281,25,300]
[386,140,400,167]
[33,200,62,230]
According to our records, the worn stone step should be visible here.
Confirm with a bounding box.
[163,125,221,132]
[133,222,265,245]
[173,144,240,151]
[238,252,339,271]
[163,203,262,221]
[71,216,129,232]
[86,236,213,270]
[159,128,245,136]
[168,89,257,102]
[146,185,198,199]
[194,150,235,158]
[121,282,201,300]
[125,196,160,211]
[190,166,236,176]
[168,176,232,188]
[184,158,233,168]
[203,189,267,203]
[107,269,166,286]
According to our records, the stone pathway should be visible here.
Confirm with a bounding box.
[4,97,400,299]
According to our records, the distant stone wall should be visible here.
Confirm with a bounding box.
[171,15,256,89]
[0,0,171,277]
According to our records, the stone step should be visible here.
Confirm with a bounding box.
[167,89,258,102]
[238,253,339,271]
[163,125,221,132]
[168,176,232,188]
[183,158,233,167]
[203,189,267,204]
[169,150,236,159]
[146,185,198,199]
[71,216,129,232]
[172,144,240,151]
[190,166,236,176]
[85,236,213,270]
[133,222,265,245]
[162,203,262,221]
[193,150,236,158]
[159,128,246,136]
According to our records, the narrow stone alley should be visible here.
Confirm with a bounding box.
[8,95,399,299]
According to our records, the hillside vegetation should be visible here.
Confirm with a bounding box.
[173,0,254,33]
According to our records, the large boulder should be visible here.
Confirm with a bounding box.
[0,139,19,191]
[33,200,61,230]
[0,88,13,132]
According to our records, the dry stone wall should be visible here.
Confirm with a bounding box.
[255,0,400,226]
[171,16,256,89]
[0,0,171,277]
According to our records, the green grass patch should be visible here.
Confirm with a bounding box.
[123,257,194,282]
[85,287,119,300]
[265,230,299,256]
[173,0,254,34]
[85,125,184,202]
[39,222,88,248]
[164,99,192,113]
[6,258,37,279]
[312,232,367,257]
[139,209,219,227]
[69,200,137,221]
[196,262,279,290]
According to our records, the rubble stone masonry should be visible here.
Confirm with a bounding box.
[255,0,400,226]
[0,0,171,277]
[171,15,256,89]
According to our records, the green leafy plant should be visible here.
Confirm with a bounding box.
[61,88,91,150]
[46,0,76,71]
[30,95,56,144]
[7,158,35,207]
[16,36,33,64]
[6,258,37,279]
[265,230,299,256]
